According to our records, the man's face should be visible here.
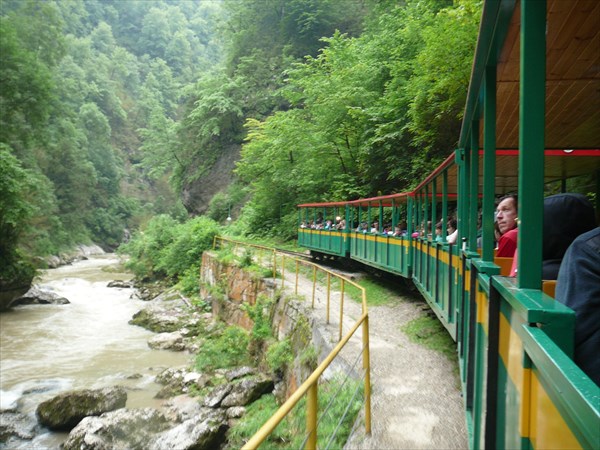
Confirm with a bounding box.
[496,197,517,234]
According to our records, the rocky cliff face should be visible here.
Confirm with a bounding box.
[199,251,320,401]
[181,144,240,216]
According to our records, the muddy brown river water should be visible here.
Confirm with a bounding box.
[0,254,190,449]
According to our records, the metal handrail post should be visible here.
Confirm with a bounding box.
[339,279,345,341]
[281,255,285,289]
[305,383,318,450]
[295,260,299,295]
[312,266,317,307]
[272,250,277,279]
[363,313,372,434]
[326,273,331,324]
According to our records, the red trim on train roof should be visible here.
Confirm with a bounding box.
[297,201,348,207]
[493,149,600,156]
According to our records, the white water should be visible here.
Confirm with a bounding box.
[0,254,190,448]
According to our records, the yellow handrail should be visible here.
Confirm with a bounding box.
[212,237,371,449]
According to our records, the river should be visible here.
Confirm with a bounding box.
[0,254,191,449]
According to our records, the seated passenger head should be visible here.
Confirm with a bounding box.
[496,194,518,234]
[447,218,457,232]
[543,193,596,279]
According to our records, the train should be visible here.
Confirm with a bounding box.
[297,0,599,448]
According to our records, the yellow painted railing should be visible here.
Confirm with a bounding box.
[212,237,371,449]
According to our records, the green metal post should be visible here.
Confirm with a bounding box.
[482,65,497,262]
[407,196,414,275]
[415,194,420,234]
[461,146,470,248]
[424,185,429,237]
[518,0,546,289]
[344,204,349,231]
[432,178,437,239]
[442,170,448,237]
[470,121,479,250]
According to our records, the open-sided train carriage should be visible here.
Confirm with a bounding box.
[297,0,599,448]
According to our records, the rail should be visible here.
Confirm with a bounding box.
[212,236,371,449]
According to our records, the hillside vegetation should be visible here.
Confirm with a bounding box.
[1,0,481,288]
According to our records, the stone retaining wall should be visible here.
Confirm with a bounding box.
[199,251,321,400]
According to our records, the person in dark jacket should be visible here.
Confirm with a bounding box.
[542,193,596,279]
[555,226,600,386]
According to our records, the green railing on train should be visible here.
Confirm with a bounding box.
[212,236,372,449]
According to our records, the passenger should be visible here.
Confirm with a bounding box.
[399,221,408,236]
[541,193,596,279]
[555,226,600,386]
[494,221,502,247]
[336,218,346,230]
[508,193,595,278]
[300,221,307,229]
[434,221,444,243]
[324,219,333,230]
[393,225,402,237]
[355,221,367,233]
[496,194,518,257]
[370,221,379,233]
[447,218,458,244]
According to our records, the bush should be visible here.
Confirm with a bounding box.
[156,216,220,278]
[119,215,219,282]
[266,339,293,373]
[225,375,362,449]
[195,326,250,371]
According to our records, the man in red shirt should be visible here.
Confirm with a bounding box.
[496,194,518,257]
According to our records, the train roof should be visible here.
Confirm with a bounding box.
[415,148,600,196]
[299,148,599,208]
[460,0,600,151]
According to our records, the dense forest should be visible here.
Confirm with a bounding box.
[0,0,482,290]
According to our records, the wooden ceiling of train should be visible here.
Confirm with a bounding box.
[428,149,600,196]
[493,0,600,150]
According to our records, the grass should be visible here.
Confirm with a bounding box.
[280,256,403,307]
[195,325,251,371]
[401,315,457,360]
[225,374,363,449]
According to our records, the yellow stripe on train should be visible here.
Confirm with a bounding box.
[498,313,580,447]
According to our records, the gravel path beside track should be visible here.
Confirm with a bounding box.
[279,265,468,449]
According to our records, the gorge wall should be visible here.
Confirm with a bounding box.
[199,251,332,400]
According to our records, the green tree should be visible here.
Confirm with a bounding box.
[0,145,38,285]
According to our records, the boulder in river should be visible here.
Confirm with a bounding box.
[149,408,228,450]
[148,331,186,351]
[154,367,209,399]
[221,375,274,407]
[36,386,127,431]
[129,305,182,332]
[12,286,70,306]
[62,407,171,450]
[107,280,134,288]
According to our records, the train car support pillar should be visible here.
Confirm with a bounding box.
[518,0,546,289]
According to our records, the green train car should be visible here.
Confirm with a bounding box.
[298,0,600,448]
